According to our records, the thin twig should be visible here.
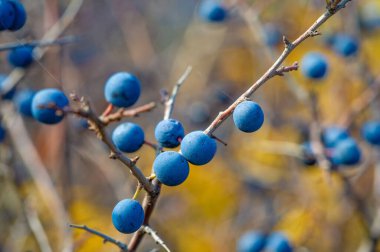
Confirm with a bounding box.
[164,66,192,120]
[204,0,352,136]
[142,225,171,252]
[69,224,128,252]
[0,35,78,52]
[101,102,157,125]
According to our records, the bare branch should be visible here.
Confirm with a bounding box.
[204,0,353,136]
[0,35,78,52]
[101,102,157,125]
[69,224,128,252]
[65,98,155,194]
[274,62,299,76]
[164,66,192,120]
[143,226,171,252]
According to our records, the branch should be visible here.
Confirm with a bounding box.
[204,0,353,135]
[101,102,157,125]
[0,35,78,52]
[142,225,171,252]
[163,66,192,120]
[69,224,128,252]
[67,96,155,194]
[274,62,299,76]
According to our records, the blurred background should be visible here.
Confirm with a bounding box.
[1,0,380,251]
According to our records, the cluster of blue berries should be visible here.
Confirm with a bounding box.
[237,231,293,252]
[301,122,380,168]
[0,0,26,31]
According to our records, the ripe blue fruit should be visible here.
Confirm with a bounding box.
[8,46,34,68]
[13,89,36,117]
[153,151,189,186]
[154,119,185,148]
[0,124,5,142]
[199,0,227,23]
[322,126,349,148]
[237,231,266,252]
[104,72,141,108]
[112,199,144,234]
[263,24,282,47]
[180,131,217,165]
[112,122,145,153]
[233,101,264,133]
[300,52,328,79]
[31,88,69,124]
[362,121,380,146]
[265,232,293,252]
[0,0,15,31]
[0,74,16,100]
[8,0,26,31]
[331,34,359,57]
[332,138,361,166]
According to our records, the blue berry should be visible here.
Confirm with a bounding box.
[154,119,185,148]
[153,151,189,186]
[8,45,34,68]
[0,0,15,31]
[265,232,293,252]
[331,34,359,57]
[301,52,328,79]
[112,199,144,234]
[8,0,26,31]
[180,131,217,165]
[0,74,16,100]
[0,124,6,142]
[104,72,141,108]
[237,231,266,252]
[322,126,349,148]
[263,24,282,47]
[332,138,361,166]
[362,121,380,146]
[112,122,145,153]
[199,0,227,23]
[13,89,35,117]
[31,88,69,124]
[233,101,264,133]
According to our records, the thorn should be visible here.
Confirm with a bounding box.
[131,156,140,165]
[282,36,292,48]
[109,151,120,159]
[211,134,228,146]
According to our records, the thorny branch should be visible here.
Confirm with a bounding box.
[69,224,128,252]
[142,225,171,252]
[128,66,193,251]
[204,0,352,136]
[0,35,78,52]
